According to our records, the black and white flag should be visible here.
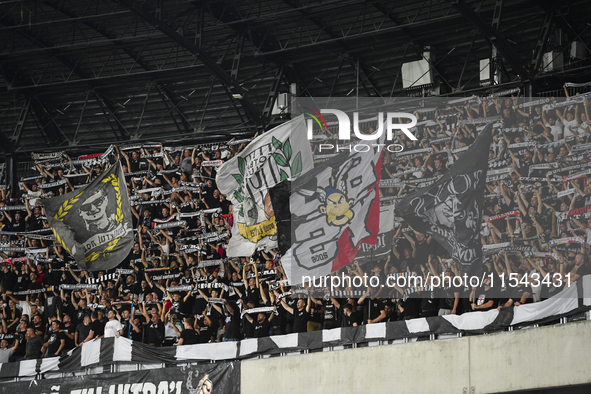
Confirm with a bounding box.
[44,161,134,271]
[395,124,494,271]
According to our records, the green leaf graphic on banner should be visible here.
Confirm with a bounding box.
[233,190,244,203]
[232,174,243,185]
[292,152,302,177]
[283,138,292,161]
[238,157,246,176]
[273,153,288,167]
[238,208,244,217]
[280,169,289,182]
[272,137,283,150]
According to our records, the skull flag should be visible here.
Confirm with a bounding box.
[271,140,382,285]
[44,161,134,271]
[394,123,494,271]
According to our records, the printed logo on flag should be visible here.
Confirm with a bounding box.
[216,115,314,257]
[44,161,134,271]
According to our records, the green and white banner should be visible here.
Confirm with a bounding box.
[217,115,313,257]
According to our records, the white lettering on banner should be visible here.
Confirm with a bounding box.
[69,381,183,394]
[82,223,132,253]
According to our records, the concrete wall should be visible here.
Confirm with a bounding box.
[241,320,591,394]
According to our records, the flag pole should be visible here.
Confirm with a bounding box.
[128,303,134,338]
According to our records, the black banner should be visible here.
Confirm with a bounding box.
[44,161,134,271]
[395,124,494,272]
[0,363,240,394]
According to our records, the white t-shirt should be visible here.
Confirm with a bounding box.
[546,123,563,141]
[25,190,42,209]
[562,119,579,138]
[577,121,590,137]
[0,348,14,363]
[104,319,124,338]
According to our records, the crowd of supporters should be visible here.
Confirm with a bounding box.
[0,90,590,363]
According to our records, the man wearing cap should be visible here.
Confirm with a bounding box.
[470,278,499,312]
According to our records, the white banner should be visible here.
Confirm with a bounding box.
[216,115,313,257]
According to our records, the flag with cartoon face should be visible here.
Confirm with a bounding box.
[44,161,134,271]
[271,140,383,285]
[394,123,494,272]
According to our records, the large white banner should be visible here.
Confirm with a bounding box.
[216,115,313,257]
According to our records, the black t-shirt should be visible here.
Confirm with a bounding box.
[437,285,460,310]
[414,240,434,266]
[197,323,214,343]
[308,301,323,324]
[242,314,255,338]
[576,264,591,278]
[323,300,339,329]
[148,321,165,345]
[130,324,143,342]
[510,285,532,304]
[474,287,499,311]
[121,283,135,297]
[90,319,106,338]
[544,280,564,300]
[243,286,260,306]
[170,299,186,317]
[9,220,26,232]
[76,308,91,325]
[180,328,199,345]
[253,319,271,338]
[46,331,65,356]
[63,324,76,350]
[403,294,422,319]
[292,308,309,333]
[420,290,439,316]
[223,306,241,340]
[397,257,415,272]
[75,323,92,345]
[26,215,45,231]
[363,299,385,322]
[346,311,362,326]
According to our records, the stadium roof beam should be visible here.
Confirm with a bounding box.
[202,2,312,117]
[530,11,554,76]
[41,0,194,134]
[115,0,264,131]
[9,96,31,150]
[279,0,381,96]
[450,0,531,84]
[91,90,130,144]
[0,15,131,143]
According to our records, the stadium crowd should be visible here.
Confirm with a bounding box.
[0,91,590,362]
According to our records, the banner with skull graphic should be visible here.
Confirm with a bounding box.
[394,124,494,272]
[44,161,134,271]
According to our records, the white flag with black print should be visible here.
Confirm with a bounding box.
[216,115,314,257]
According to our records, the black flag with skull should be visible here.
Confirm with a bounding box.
[44,161,134,271]
[394,123,494,273]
